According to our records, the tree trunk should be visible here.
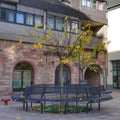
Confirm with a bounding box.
[60,62,64,98]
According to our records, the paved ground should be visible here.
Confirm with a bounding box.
[0,90,120,120]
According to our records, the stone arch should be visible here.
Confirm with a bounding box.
[84,64,104,85]
[12,61,35,92]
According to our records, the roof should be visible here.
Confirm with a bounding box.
[19,0,89,20]
[108,0,120,10]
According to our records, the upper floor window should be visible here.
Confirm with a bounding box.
[47,15,55,29]
[56,17,63,31]
[25,13,33,26]
[0,7,43,27]
[64,19,78,33]
[82,0,103,10]
[47,14,79,33]
[6,10,15,22]
[16,12,24,24]
[0,8,6,21]
[0,7,79,33]
[34,15,43,26]
[71,20,78,33]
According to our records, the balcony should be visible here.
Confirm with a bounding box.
[86,36,106,49]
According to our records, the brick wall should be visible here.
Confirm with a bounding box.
[0,40,106,95]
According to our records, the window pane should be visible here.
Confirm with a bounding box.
[13,70,22,89]
[97,1,103,10]
[6,10,14,22]
[87,0,91,7]
[113,70,117,76]
[0,9,6,21]
[16,13,24,24]
[26,14,33,25]
[35,15,42,25]
[113,61,117,69]
[72,21,78,33]
[82,0,86,6]
[64,20,71,32]
[47,15,54,29]
[56,18,63,30]
[92,0,97,9]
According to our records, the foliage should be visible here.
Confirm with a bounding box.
[19,16,109,85]
[70,24,109,80]
[32,104,93,113]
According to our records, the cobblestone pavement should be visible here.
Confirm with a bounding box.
[0,90,120,120]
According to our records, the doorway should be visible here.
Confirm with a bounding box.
[13,62,34,91]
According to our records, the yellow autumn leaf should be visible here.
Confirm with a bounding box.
[59,40,63,44]
[37,43,43,49]
[49,46,54,50]
[61,59,69,64]
[64,30,67,36]
[40,58,44,62]
[76,45,80,49]
[64,16,68,21]
[19,38,22,44]
[21,95,25,98]
[33,43,37,48]
[26,32,29,36]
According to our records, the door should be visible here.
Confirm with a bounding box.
[13,62,34,91]
[55,64,71,85]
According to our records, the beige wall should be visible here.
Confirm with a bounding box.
[107,8,120,87]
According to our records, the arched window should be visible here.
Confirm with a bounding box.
[13,62,34,91]
[55,64,71,85]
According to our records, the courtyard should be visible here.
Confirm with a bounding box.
[0,89,120,120]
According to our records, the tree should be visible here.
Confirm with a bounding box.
[70,25,108,83]
[19,17,108,87]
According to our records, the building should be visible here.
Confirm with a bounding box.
[0,0,107,95]
[107,0,120,89]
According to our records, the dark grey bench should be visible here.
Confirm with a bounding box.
[11,84,113,114]
[86,85,113,111]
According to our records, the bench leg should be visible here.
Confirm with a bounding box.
[23,101,28,110]
[64,103,67,114]
[23,101,28,111]
[40,102,43,113]
[98,100,100,111]
[23,101,25,110]
[86,102,90,113]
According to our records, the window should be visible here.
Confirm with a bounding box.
[13,62,34,92]
[47,15,55,29]
[64,19,79,33]
[6,10,14,22]
[55,17,63,31]
[46,14,79,33]
[97,1,103,10]
[0,8,6,21]
[92,0,97,8]
[72,21,78,33]
[82,0,86,6]
[0,7,44,28]
[82,0,103,10]
[112,61,120,88]
[87,0,91,7]
[25,14,33,25]
[16,12,24,24]
[34,15,43,26]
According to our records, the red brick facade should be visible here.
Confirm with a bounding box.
[0,40,106,95]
